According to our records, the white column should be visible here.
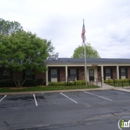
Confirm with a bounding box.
[116,66,119,79]
[101,66,104,82]
[46,66,48,86]
[65,66,68,82]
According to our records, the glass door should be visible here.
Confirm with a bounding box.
[89,69,94,81]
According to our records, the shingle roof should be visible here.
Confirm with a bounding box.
[46,58,130,65]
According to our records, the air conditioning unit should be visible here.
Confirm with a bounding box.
[106,76,111,80]
[51,78,57,82]
[121,76,126,79]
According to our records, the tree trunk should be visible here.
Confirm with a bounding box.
[10,71,26,87]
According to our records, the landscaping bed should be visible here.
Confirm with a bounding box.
[0,85,100,92]
[104,79,130,87]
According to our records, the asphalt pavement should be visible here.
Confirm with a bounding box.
[1,90,130,130]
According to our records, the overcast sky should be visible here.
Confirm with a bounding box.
[0,0,130,58]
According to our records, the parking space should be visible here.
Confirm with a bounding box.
[0,95,7,102]
[61,91,107,104]
[1,89,130,130]
[1,90,130,108]
[0,94,36,108]
[91,90,130,101]
[36,92,79,106]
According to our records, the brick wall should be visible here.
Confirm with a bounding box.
[113,67,117,79]
[97,67,101,81]
[35,73,45,80]
[128,67,130,78]
[60,67,65,81]
[78,67,84,80]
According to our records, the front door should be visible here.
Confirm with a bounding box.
[50,69,58,82]
[89,69,94,81]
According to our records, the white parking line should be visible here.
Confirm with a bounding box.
[84,91,113,101]
[0,95,7,102]
[60,93,78,104]
[33,94,38,106]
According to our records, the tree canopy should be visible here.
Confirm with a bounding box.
[0,31,52,87]
[72,43,100,58]
[0,18,23,35]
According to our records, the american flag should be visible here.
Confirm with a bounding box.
[81,20,86,43]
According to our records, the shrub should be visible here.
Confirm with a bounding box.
[23,80,37,86]
[105,78,130,85]
[67,81,76,86]
[76,80,86,85]
[0,79,15,87]
[48,80,88,86]
[48,82,66,86]
[36,78,44,85]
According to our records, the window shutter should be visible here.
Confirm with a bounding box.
[48,69,51,82]
[76,69,79,80]
[111,68,113,79]
[68,69,70,77]
[104,68,106,80]
[58,69,60,82]
[119,68,121,79]
[33,74,35,79]
[22,71,26,80]
[126,68,128,78]
[0,70,3,80]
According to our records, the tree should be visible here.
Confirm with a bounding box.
[0,18,54,56]
[0,18,23,35]
[43,39,55,56]
[0,30,51,87]
[72,43,100,58]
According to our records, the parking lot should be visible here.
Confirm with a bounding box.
[1,90,130,130]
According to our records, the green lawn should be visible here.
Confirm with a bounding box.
[106,82,130,87]
[0,85,100,92]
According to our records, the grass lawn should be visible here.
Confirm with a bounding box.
[0,85,100,92]
[106,82,130,87]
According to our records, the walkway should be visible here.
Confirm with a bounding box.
[94,82,115,89]
[95,82,130,93]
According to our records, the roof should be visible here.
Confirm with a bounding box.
[46,58,130,65]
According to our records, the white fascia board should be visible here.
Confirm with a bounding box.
[46,64,93,67]
[98,64,130,66]
[46,63,130,67]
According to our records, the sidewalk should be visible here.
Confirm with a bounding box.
[113,87,130,93]
[95,82,115,90]
[94,82,130,93]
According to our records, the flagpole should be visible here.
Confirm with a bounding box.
[83,19,87,85]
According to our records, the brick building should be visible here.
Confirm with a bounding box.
[0,58,130,86]
[45,58,130,85]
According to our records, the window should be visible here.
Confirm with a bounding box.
[121,68,126,76]
[51,69,57,78]
[105,68,111,76]
[3,70,10,79]
[70,69,76,78]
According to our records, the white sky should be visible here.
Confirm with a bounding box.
[0,0,130,58]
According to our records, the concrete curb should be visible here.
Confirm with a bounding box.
[0,86,130,95]
[0,87,118,95]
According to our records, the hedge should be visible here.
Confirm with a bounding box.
[104,79,130,85]
[48,80,87,86]
[0,78,44,87]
